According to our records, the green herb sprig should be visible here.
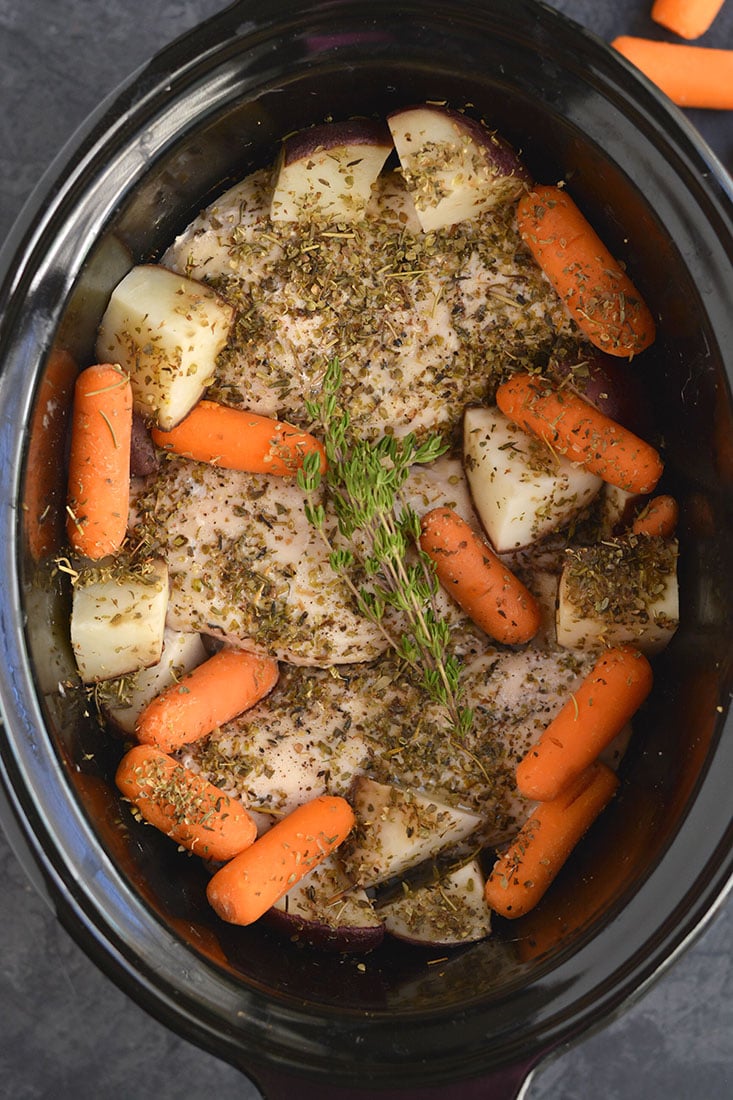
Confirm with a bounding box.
[297,359,473,737]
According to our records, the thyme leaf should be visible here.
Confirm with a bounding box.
[298,358,473,737]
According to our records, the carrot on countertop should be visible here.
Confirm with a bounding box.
[66,363,133,559]
[631,493,679,538]
[135,647,279,753]
[151,400,327,476]
[484,762,619,919]
[419,507,541,645]
[516,646,653,802]
[612,37,733,110]
[651,0,726,40]
[206,795,355,925]
[116,744,257,861]
[516,185,656,358]
[496,372,663,495]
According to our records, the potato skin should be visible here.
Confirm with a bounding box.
[263,904,385,954]
[551,351,653,439]
[130,411,158,476]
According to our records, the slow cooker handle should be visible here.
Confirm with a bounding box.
[250,1059,536,1099]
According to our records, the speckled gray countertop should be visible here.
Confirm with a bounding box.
[1,2,732,1098]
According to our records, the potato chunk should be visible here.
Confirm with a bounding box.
[464,406,602,551]
[343,777,482,888]
[556,537,679,654]
[70,559,169,682]
[380,859,491,946]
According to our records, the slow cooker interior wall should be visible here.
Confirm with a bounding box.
[19,32,733,1016]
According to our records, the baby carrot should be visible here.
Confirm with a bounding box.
[206,795,355,925]
[484,762,619,919]
[516,646,653,802]
[151,400,326,476]
[66,363,133,559]
[517,185,655,357]
[631,494,679,538]
[612,37,733,109]
[419,507,541,645]
[135,647,279,753]
[496,372,663,494]
[116,744,257,861]
[651,0,726,41]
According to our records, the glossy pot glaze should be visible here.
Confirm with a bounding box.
[0,1,732,1097]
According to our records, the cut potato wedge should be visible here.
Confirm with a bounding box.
[379,859,491,947]
[70,559,169,683]
[270,120,393,223]
[556,538,679,654]
[464,406,602,552]
[96,265,234,430]
[343,777,483,888]
[266,854,385,953]
[102,628,207,733]
[387,105,529,233]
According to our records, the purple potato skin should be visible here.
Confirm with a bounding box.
[130,411,158,476]
[264,904,386,953]
[282,119,393,166]
[387,104,531,184]
[552,350,655,439]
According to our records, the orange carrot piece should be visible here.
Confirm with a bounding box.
[206,795,355,925]
[496,372,663,494]
[651,0,725,40]
[612,37,733,109]
[135,647,279,753]
[516,646,653,802]
[484,762,619,919]
[631,494,679,537]
[66,364,132,559]
[419,507,541,645]
[151,400,326,476]
[116,744,257,861]
[516,185,655,357]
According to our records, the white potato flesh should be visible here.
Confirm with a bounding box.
[96,264,234,430]
[70,560,169,683]
[463,406,602,552]
[556,538,679,654]
[387,105,527,232]
[594,483,640,538]
[269,854,384,951]
[270,121,393,223]
[343,777,483,888]
[379,859,491,946]
[103,628,207,733]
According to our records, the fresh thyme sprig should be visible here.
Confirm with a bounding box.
[297,358,473,737]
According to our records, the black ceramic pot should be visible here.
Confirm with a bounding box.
[1,1,732,1097]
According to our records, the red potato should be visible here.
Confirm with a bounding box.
[270,120,394,223]
[379,859,492,947]
[551,349,654,440]
[387,104,530,232]
[130,411,158,476]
